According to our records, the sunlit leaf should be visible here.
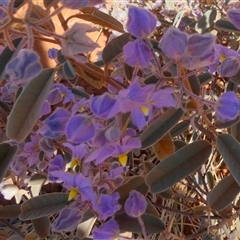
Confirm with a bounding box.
[79,7,124,33]
[115,213,165,234]
[102,33,131,64]
[146,140,212,193]
[32,216,50,238]
[20,193,69,220]
[195,9,217,33]
[0,143,19,183]
[0,204,21,219]
[6,68,55,143]
[217,134,240,185]
[153,133,175,160]
[207,174,240,211]
[140,108,184,149]
[77,210,96,239]
[28,174,47,197]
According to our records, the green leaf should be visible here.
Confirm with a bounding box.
[215,19,240,34]
[195,9,217,33]
[216,134,240,185]
[115,213,165,234]
[0,101,11,113]
[0,204,21,219]
[69,87,90,99]
[0,38,25,82]
[188,74,200,95]
[231,120,240,142]
[140,108,184,149]
[63,60,76,79]
[0,143,19,183]
[102,33,131,64]
[146,140,212,193]
[79,7,124,33]
[6,68,55,143]
[20,193,69,220]
[215,117,240,129]
[170,120,189,137]
[207,174,240,211]
[113,176,148,207]
[198,72,214,86]
[32,216,50,238]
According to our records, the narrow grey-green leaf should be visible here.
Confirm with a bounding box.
[69,87,90,99]
[198,72,214,86]
[20,193,69,220]
[63,60,76,79]
[113,176,148,207]
[231,121,240,142]
[32,216,50,238]
[140,108,184,149]
[215,19,240,34]
[215,117,240,129]
[7,68,55,143]
[195,9,217,33]
[216,134,240,185]
[0,38,25,82]
[0,204,21,219]
[102,33,131,64]
[207,174,240,211]
[146,140,212,193]
[188,74,200,95]
[0,143,19,183]
[115,213,165,234]
[170,120,189,137]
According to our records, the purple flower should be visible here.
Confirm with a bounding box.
[90,92,116,119]
[92,219,119,240]
[227,9,240,30]
[217,56,240,77]
[186,33,215,57]
[63,142,88,167]
[85,130,141,166]
[52,208,82,232]
[182,47,216,71]
[47,83,74,105]
[209,44,240,73]
[48,155,66,182]
[126,5,157,38]
[98,192,121,220]
[0,0,9,21]
[48,48,58,59]
[61,0,104,9]
[124,190,147,217]
[39,137,55,153]
[50,171,98,210]
[39,100,51,118]
[6,49,42,83]
[215,91,240,122]
[123,39,154,67]
[104,126,121,142]
[65,114,95,143]
[41,108,71,138]
[159,27,187,59]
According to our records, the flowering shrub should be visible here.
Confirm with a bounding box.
[1,0,240,239]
